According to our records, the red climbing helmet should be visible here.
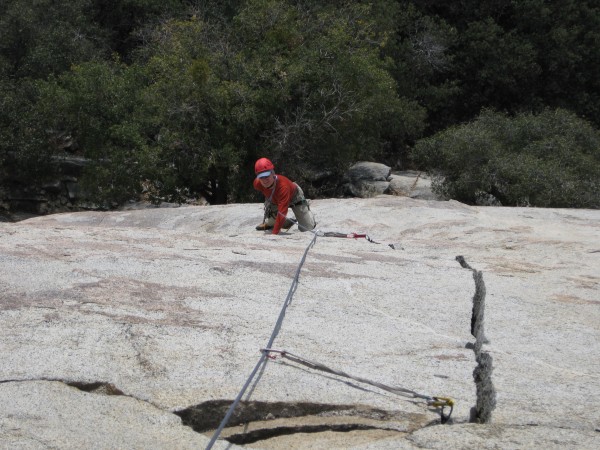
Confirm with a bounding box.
[254,157,275,177]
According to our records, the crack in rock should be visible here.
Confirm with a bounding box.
[66,380,125,396]
[456,255,497,424]
[176,400,430,444]
[226,422,401,445]
[0,378,125,398]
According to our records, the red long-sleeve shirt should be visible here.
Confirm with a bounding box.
[253,174,297,234]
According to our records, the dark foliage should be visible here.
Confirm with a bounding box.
[1,0,599,209]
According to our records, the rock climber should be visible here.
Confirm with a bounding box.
[253,157,316,234]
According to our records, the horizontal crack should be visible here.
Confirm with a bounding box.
[176,400,426,433]
[177,399,430,445]
[0,378,125,396]
[65,381,125,396]
[226,423,402,445]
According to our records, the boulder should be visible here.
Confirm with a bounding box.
[0,155,91,215]
[387,170,440,200]
[345,162,391,197]
[347,161,392,182]
[346,179,391,197]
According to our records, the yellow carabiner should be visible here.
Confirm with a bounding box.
[428,397,455,424]
[430,396,455,408]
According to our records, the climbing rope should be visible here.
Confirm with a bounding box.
[278,213,399,248]
[269,207,398,249]
[205,230,319,449]
[207,216,437,448]
[319,230,401,249]
[261,348,454,424]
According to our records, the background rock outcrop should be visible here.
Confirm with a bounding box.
[1,197,598,449]
[344,161,392,197]
[344,163,440,200]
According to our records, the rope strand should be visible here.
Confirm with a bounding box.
[262,348,454,423]
[205,231,319,449]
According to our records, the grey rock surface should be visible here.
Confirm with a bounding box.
[347,162,392,182]
[1,196,599,449]
[345,162,392,197]
[0,381,223,449]
[388,171,440,200]
[346,180,391,198]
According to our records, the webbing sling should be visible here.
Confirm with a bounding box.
[262,348,454,423]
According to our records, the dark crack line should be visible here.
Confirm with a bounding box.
[456,255,497,424]
[226,423,404,445]
[0,377,159,409]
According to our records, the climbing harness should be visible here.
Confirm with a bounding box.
[261,179,313,232]
[261,181,391,245]
[261,348,454,424]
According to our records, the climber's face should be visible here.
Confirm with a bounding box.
[258,173,275,188]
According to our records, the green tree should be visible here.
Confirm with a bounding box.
[511,0,600,124]
[411,0,600,127]
[0,0,108,78]
[229,0,425,195]
[0,0,189,79]
[454,18,540,116]
[8,0,598,210]
[92,0,188,58]
[0,78,57,181]
[133,0,426,201]
[133,17,246,203]
[385,2,459,135]
[412,108,600,208]
[29,60,153,206]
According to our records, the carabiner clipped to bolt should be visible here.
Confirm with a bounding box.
[428,396,455,424]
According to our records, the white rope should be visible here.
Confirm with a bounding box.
[205,230,319,449]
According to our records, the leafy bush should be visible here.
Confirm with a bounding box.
[4,0,598,210]
[0,78,63,182]
[30,61,153,207]
[0,0,109,78]
[228,0,426,195]
[133,1,427,201]
[412,108,600,208]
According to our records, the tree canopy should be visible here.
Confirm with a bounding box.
[1,0,599,208]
